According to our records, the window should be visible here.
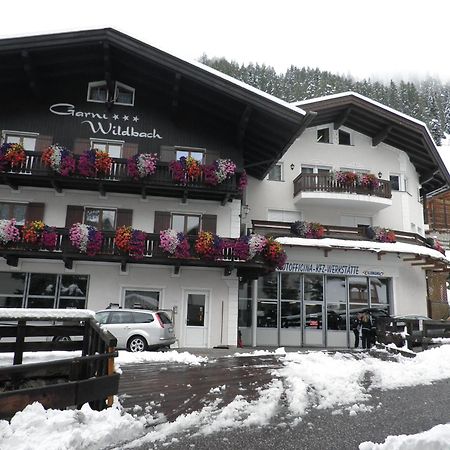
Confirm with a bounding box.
[390,175,400,191]
[124,290,160,310]
[175,147,205,163]
[132,312,154,323]
[340,215,372,227]
[91,139,123,158]
[87,81,108,103]
[268,163,283,181]
[108,311,135,324]
[114,82,135,106]
[3,131,37,151]
[0,202,27,225]
[172,213,201,235]
[59,275,89,309]
[301,165,332,174]
[267,209,302,223]
[338,130,351,145]
[340,168,368,175]
[84,207,116,231]
[317,128,330,143]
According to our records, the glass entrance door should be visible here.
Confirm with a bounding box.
[303,274,324,346]
[184,292,208,347]
[326,276,348,348]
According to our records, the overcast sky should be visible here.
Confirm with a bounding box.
[3,0,450,82]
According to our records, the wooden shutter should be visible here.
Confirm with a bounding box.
[25,203,45,222]
[116,209,133,228]
[73,138,91,155]
[205,150,220,165]
[153,211,171,233]
[35,135,53,153]
[202,214,217,233]
[65,205,84,227]
[122,143,138,160]
[159,145,176,162]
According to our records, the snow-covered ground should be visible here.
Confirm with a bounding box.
[1,345,450,449]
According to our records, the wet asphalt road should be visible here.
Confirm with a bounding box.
[117,355,450,450]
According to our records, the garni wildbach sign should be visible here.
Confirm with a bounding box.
[280,262,384,277]
[49,103,163,140]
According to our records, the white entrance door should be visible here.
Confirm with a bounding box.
[184,292,209,347]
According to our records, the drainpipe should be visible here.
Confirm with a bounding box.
[252,278,258,347]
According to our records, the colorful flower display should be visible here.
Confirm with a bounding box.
[0,219,20,245]
[159,229,190,258]
[22,220,58,250]
[69,223,103,256]
[333,171,381,191]
[42,145,76,176]
[248,234,268,259]
[233,235,250,261]
[238,170,248,191]
[360,173,381,190]
[426,237,445,254]
[334,171,358,186]
[194,231,224,260]
[127,153,158,179]
[203,159,236,186]
[367,226,396,243]
[290,221,325,239]
[114,226,147,259]
[169,156,202,185]
[263,237,287,269]
[78,149,112,177]
[0,143,26,172]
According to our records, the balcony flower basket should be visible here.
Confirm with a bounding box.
[360,174,381,190]
[233,234,267,261]
[367,226,396,243]
[290,221,325,239]
[114,226,147,260]
[169,156,202,185]
[263,237,287,270]
[0,143,26,172]
[69,223,103,256]
[0,218,20,246]
[203,159,236,186]
[22,220,58,250]
[194,231,224,260]
[78,149,112,178]
[127,153,158,179]
[238,170,248,191]
[426,237,445,254]
[42,145,76,176]
[334,171,358,186]
[159,229,190,258]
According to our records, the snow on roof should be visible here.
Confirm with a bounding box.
[276,237,450,263]
[0,308,95,320]
[293,91,440,145]
[437,145,450,175]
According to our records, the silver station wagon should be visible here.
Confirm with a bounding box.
[95,309,176,352]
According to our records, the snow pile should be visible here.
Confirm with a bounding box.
[0,308,94,320]
[0,351,81,367]
[431,337,450,344]
[359,423,450,450]
[232,347,287,357]
[0,401,146,450]
[116,350,208,367]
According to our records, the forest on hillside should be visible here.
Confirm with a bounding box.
[200,55,450,146]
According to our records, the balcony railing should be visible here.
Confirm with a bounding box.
[0,227,266,275]
[293,173,392,199]
[0,152,244,203]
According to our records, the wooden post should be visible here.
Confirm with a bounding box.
[13,320,26,365]
[107,346,115,407]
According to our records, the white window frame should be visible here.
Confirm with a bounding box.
[301,165,332,174]
[316,125,332,144]
[121,287,163,310]
[340,167,369,175]
[267,163,284,182]
[174,146,206,163]
[114,81,135,107]
[2,130,39,151]
[87,81,109,104]
[90,138,124,158]
[267,209,303,223]
[389,173,401,191]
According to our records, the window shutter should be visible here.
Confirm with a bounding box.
[73,138,90,155]
[35,135,53,153]
[202,214,217,233]
[65,205,84,227]
[205,150,220,165]
[116,209,133,228]
[159,145,176,162]
[122,143,138,160]
[153,211,171,233]
[25,203,45,222]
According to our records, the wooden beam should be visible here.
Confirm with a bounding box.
[221,193,231,206]
[237,106,252,148]
[173,265,180,275]
[141,186,147,199]
[121,260,127,273]
[411,261,434,266]
[50,179,62,193]
[21,50,40,98]
[2,175,18,190]
[324,249,331,257]
[103,42,114,102]
[377,252,386,261]
[224,266,233,277]
[63,258,73,270]
[403,256,423,262]
[6,256,18,267]
[333,107,352,130]
[98,182,106,197]
[372,125,392,146]
[182,190,188,204]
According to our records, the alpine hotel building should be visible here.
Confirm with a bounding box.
[0,30,449,349]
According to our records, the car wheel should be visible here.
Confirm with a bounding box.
[127,335,147,352]
[53,336,72,342]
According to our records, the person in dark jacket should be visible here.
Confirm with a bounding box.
[351,312,362,348]
[361,312,373,349]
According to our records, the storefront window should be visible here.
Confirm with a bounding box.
[124,290,160,310]
[348,277,369,304]
[304,275,323,302]
[281,301,301,328]
[370,278,389,305]
[327,303,347,330]
[281,273,301,300]
[28,273,57,296]
[257,301,277,328]
[326,276,346,302]
[304,304,322,329]
[258,272,277,300]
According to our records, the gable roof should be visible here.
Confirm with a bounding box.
[294,92,450,193]
[0,28,311,179]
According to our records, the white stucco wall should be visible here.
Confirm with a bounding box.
[245,124,425,234]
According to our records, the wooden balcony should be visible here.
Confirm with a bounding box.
[0,228,267,278]
[0,152,244,204]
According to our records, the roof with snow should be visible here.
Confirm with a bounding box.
[0,28,311,179]
[294,92,450,193]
